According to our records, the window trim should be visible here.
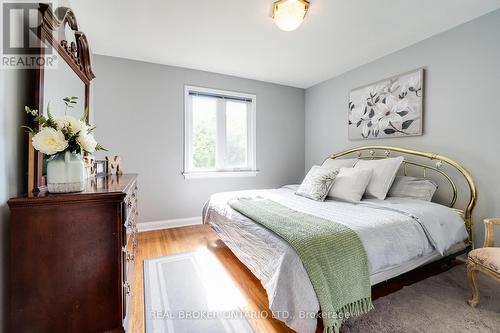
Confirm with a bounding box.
[183,85,257,179]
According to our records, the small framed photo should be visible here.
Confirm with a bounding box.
[94,160,108,176]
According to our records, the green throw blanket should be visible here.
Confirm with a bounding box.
[229,198,373,333]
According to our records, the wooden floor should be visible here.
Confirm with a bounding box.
[130,224,299,333]
[130,225,461,333]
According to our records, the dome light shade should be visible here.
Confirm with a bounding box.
[272,0,309,31]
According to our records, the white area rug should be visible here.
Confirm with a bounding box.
[144,251,255,333]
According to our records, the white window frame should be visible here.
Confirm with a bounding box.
[183,85,257,179]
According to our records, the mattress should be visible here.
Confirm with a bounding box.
[203,185,468,333]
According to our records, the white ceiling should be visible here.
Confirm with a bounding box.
[70,0,500,88]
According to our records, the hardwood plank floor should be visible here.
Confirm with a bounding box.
[130,224,298,333]
[130,224,461,333]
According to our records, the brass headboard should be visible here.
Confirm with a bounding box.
[327,146,477,245]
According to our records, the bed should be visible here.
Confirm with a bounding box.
[202,146,477,333]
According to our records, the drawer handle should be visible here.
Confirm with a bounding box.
[124,282,131,295]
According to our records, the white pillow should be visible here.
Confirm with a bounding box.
[321,158,358,170]
[354,156,404,200]
[388,176,438,201]
[296,166,339,201]
[327,168,373,202]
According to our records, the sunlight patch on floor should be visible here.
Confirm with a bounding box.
[194,249,249,311]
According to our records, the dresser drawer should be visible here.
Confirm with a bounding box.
[122,180,138,328]
[125,232,137,276]
[122,231,137,326]
[124,182,138,228]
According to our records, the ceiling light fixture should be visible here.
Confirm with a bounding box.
[272,0,310,32]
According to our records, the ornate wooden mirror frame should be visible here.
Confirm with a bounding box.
[29,3,95,193]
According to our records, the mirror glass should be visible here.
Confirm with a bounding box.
[41,53,86,177]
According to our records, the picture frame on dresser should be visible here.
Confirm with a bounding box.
[95,160,109,176]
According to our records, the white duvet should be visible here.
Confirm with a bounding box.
[203,185,468,333]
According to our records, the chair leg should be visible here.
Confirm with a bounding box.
[467,259,480,307]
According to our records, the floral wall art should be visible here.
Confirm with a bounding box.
[348,68,423,140]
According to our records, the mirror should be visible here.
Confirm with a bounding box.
[43,58,86,118]
[29,4,95,193]
[41,51,86,179]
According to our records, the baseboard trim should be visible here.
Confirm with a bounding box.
[137,217,202,232]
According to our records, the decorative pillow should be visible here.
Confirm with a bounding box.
[321,158,358,170]
[296,166,339,201]
[388,176,438,201]
[327,168,373,202]
[452,208,465,219]
[354,156,404,200]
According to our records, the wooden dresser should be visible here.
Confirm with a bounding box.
[8,174,138,333]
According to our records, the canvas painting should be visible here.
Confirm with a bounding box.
[348,69,423,140]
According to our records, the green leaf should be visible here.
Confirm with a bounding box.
[37,115,48,126]
[44,102,59,129]
[95,143,108,152]
[81,107,89,122]
[21,125,35,133]
[402,119,414,130]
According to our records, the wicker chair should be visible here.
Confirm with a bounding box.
[467,218,500,307]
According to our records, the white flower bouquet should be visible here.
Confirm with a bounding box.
[23,96,105,156]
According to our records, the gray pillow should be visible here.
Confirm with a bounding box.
[388,176,438,201]
[327,168,373,202]
[296,166,339,201]
[355,156,404,200]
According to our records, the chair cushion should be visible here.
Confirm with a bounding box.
[469,247,500,273]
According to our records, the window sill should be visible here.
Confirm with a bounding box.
[183,170,259,180]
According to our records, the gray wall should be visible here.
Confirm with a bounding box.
[305,9,500,247]
[0,67,30,333]
[93,55,305,223]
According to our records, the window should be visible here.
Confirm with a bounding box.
[184,86,257,179]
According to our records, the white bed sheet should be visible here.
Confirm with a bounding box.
[203,185,468,333]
